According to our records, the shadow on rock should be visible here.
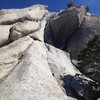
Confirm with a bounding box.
[44,6,88,50]
[61,74,100,100]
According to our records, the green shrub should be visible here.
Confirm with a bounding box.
[67,1,76,8]
[78,34,100,82]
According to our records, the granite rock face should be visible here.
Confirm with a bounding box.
[44,5,88,48]
[0,4,48,47]
[0,36,33,82]
[67,15,100,59]
[44,5,100,95]
[0,4,100,100]
[9,21,40,41]
[62,74,99,100]
[0,4,76,100]
[66,14,100,84]
[0,40,68,100]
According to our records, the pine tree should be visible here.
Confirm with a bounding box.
[78,34,100,82]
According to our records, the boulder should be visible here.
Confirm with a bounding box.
[44,6,88,48]
[9,21,40,41]
[0,4,48,25]
[1,5,51,46]
[0,4,49,47]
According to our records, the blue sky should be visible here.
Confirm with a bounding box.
[0,0,100,14]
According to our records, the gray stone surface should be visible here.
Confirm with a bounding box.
[67,15,100,59]
[70,75,99,100]
[0,36,33,83]
[0,41,69,100]
[44,6,88,48]
[9,21,40,41]
[0,4,99,100]
[0,25,12,47]
[0,5,78,100]
[0,4,48,46]
[62,74,99,100]
[0,4,48,25]
[29,20,47,41]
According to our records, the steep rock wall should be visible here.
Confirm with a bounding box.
[0,4,99,100]
[67,15,100,59]
[44,5,88,49]
[0,4,77,100]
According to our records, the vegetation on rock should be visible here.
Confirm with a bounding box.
[78,34,100,82]
[67,0,76,8]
